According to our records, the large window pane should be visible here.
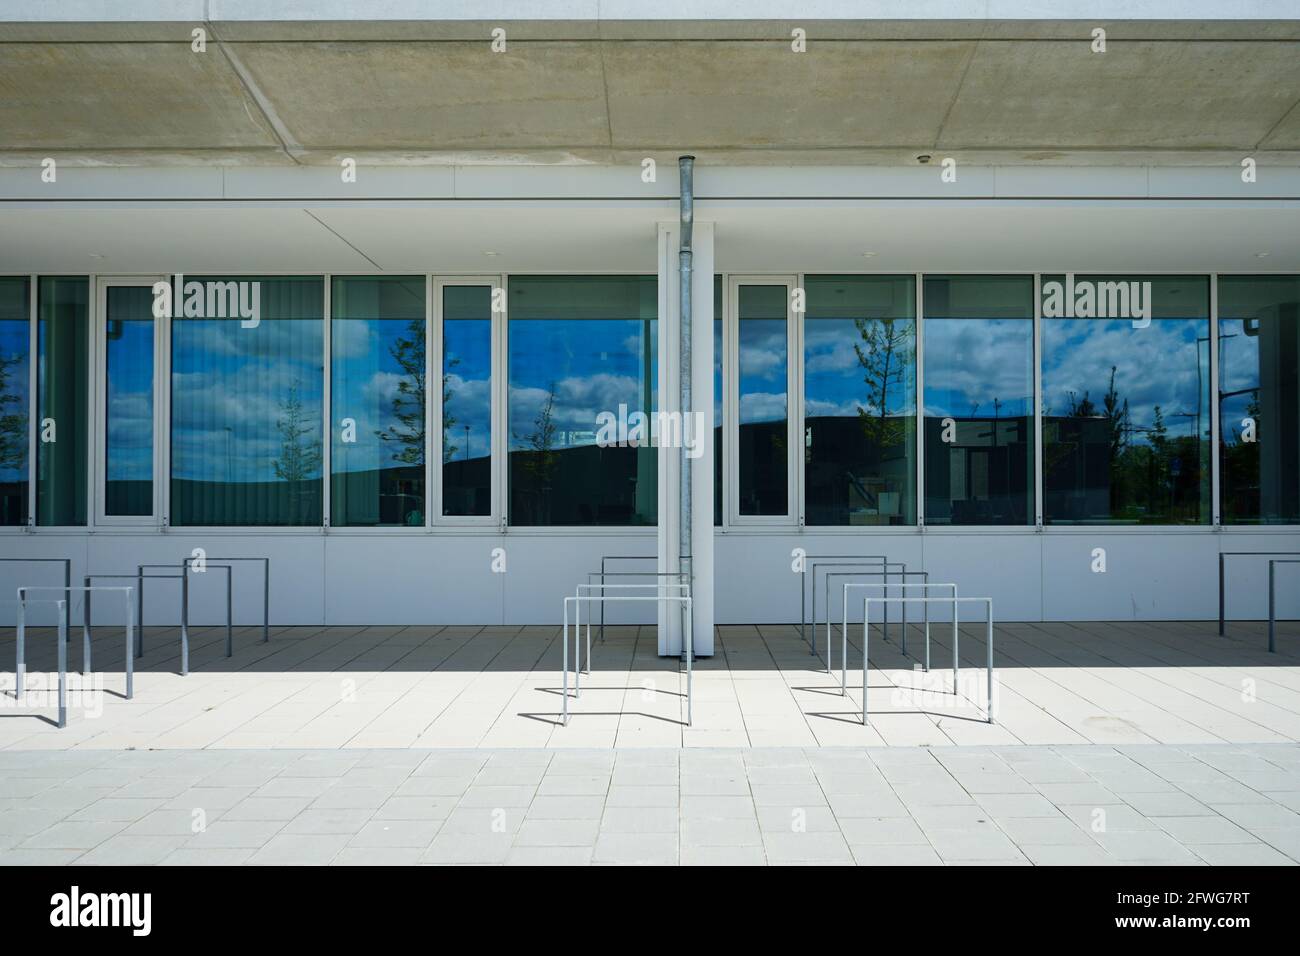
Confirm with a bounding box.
[330,276,425,527]
[508,276,656,526]
[0,278,29,526]
[442,285,492,518]
[1042,275,1210,524]
[1219,275,1300,524]
[172,276,324,526]
[738,284,789,516]
[923,276,1033,525]
[104,286,154,516]
[804,275,916,526]
[37,277,88,526]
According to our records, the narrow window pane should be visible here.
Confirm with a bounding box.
[330,276,425,527]
[1042,275,1210,524]
[804,276,916,526]
[923,276,1034,525]
[442,285,492,517]
[0,278,29,526]
[104,286,154,516]
[508,276,656,526]
[714,275,723,526]
[171,277,324,526]
[37,277,88,526]
[1219,275,1300,524]
[738,284,789,516]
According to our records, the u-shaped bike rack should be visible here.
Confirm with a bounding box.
[562,585,693,726]
[861,595,995,726]
[833,580,958,695]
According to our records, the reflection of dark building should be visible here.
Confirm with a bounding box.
[443,456,490,517]
[510,444,654,526]
[803,414,913,525]
[332,466,423,526]
[925,416,1031,524]
[1043,415,1111,521]
[172,477,324,526]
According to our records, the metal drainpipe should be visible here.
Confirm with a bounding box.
[679,156,694,661]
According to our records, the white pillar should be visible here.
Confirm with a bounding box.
[657,220,714,656]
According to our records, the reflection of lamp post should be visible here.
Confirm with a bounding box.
[464,424,470,462]
[223,426,233,484]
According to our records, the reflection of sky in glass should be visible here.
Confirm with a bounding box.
[0,308,28,486]
[1041,319,1209,443]
[444,295,491,462]
[332,315,423,473]
[105,287,154,488]
[738,285,787,425]
[508,277,656,450]
[924,319,1032,418]
[172,278,323,484]
[804,318,916,419]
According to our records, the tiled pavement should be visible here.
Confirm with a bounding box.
[1,744,1298,865]
[1,620,1299,749]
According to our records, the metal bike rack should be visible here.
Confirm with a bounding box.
[574,582,691,680]
[178,555,271,644]
[861,595,994,726]
[1218,551,1300,637]
[87,570,189,671]
[1268,560,1300,654]
[833,581,959,695]
[563,587,693,726]
[141,562,232,659]
[808,558,906,666]
[5,598,68,727]
[825,568,931,659]
[0,558,74,629]
[18,586,135,707]
[595,554,690,645]
[798,554,889,650]
[588,569,691,645]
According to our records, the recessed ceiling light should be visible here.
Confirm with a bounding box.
[862,252,877,258]
[483,251,499,257]
[1255,251,1270,258]
[88,253,105,259]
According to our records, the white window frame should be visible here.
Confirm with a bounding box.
[727,274,799,526]
[92,275,166,527]
[432,275,504,529]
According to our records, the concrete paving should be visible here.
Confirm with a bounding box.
[2,620,1298,750]
[0,744,1296,865]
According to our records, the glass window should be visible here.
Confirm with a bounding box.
[171,276,324,526]
[1042,274,1210,524]
[804,275,916,526]
[508,276,656,526]
[737,283,790,517]
[330,276,425,527]
[0,278,29,526]
[103,286,155,517]
[442,285,492,518]
[1218,275,1300,524]
[37,277,88,526]
[923,276,1034,525]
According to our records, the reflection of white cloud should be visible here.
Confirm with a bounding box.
[508,373,650,449]
[923,319,1032,417]
[740,391,787,424]
[1041,320,1207,437]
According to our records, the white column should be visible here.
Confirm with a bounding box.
[656,220,714,656]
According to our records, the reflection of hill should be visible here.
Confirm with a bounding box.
[172,478,323,526]
[510,444,653,526]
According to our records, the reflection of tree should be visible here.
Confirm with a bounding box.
[441,354,461,465]
[273,382,322,522]
[0,352,25,472]
[376,317,426,465]
[853,318,913,448]
[514,382,559,523]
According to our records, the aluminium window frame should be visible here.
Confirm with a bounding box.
[92,275,167,528]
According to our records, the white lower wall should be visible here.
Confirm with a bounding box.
[2,527,1298,629]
